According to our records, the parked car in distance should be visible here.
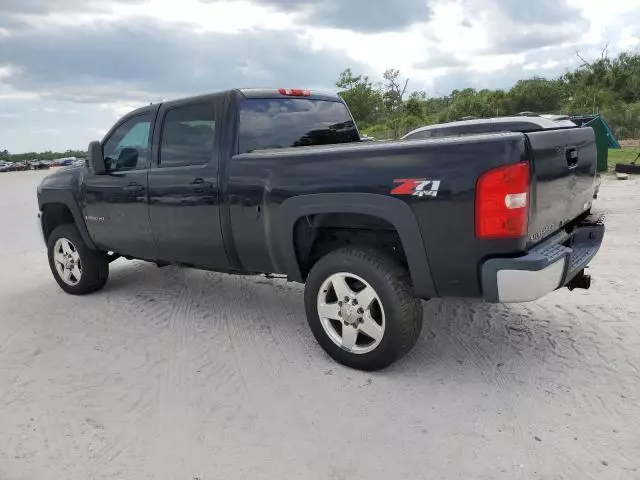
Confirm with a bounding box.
[30,161,50,170]
[38,88,604,370]
[12,161,28,171]
[53,157,77,167]
[0,161,27,172]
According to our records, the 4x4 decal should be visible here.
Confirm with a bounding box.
[391,178,441,198]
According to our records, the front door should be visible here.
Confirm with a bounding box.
[81,110,158,259]
[147,96,229,269]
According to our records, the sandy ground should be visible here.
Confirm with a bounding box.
[1,169,639,480]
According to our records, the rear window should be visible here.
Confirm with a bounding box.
[238,98,360,153]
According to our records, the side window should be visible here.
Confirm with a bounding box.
[160,103,215,167]
[103,114,151,171]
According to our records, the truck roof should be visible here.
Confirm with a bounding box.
[126,88,343,117]
[237,88,342,102]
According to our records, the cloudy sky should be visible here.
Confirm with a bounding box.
[1,0,638,153]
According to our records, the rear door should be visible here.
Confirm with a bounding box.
[228,95,361,273]
[147,94,230,269]
[526,127,597,245]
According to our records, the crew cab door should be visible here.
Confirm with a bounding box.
[81,109,158,259]
[147,94,230,269]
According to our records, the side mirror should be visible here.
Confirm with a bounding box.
[88,140,105,174]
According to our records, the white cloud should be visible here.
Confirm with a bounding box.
[121,0,296,33]
[0,65,14,80]
[99,101,147,118]
[0,92,40,100]
[0,0,638,152]
[618,26,640,50]
[523,59,561,71]
[566,0,640,46]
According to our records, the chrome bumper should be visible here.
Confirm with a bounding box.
[481,213,605,303]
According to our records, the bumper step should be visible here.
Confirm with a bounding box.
[481,213,605,303]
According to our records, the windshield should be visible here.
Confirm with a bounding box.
[238,98,360,153]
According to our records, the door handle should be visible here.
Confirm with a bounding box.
[190,178,212,193]
[123,182,145,194]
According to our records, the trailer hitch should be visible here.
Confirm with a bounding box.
[567,269,592,291]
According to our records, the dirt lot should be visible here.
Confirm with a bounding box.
[1,170,639,480]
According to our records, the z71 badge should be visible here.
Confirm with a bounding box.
[391,178,441,198]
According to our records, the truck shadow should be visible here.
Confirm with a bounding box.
[98,260,606,383]
[388,296,608,381]
[9,259,609,388]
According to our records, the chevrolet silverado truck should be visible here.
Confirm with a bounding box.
[37,88,605,370]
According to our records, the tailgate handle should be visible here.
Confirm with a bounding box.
[565,147,578,169]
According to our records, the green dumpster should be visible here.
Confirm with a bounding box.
[571,115,620,172]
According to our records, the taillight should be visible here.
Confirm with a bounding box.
[278,88,311,97]
[476,161,530,239]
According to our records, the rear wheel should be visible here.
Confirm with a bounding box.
[304,247,423,371]
[47,224,109,294]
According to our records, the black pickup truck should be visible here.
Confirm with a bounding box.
[37,88,605,370]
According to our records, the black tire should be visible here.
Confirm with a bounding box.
[304,247,423,371]
[47,223,109,295]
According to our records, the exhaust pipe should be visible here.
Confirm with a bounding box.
[567,270,591,291]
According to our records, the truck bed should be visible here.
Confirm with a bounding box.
[229,127,597,298]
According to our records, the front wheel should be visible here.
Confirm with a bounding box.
[304,247,423,371]
[47,224,109,295]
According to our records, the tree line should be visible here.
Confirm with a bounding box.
[338,50,640,140]
[0,149,87,163]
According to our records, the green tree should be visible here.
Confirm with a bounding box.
[404,91,427,119]
[381,69,410,138]
[336,68,383,128]
[340,51,640,140]
[442,89,496,121]
[508,78,565,113]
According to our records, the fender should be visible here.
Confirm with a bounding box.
[274,193,437,299]
[38,190,98,250]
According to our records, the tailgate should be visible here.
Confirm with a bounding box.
[526,127,597,245]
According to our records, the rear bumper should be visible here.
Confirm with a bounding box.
[481,213,605,303]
